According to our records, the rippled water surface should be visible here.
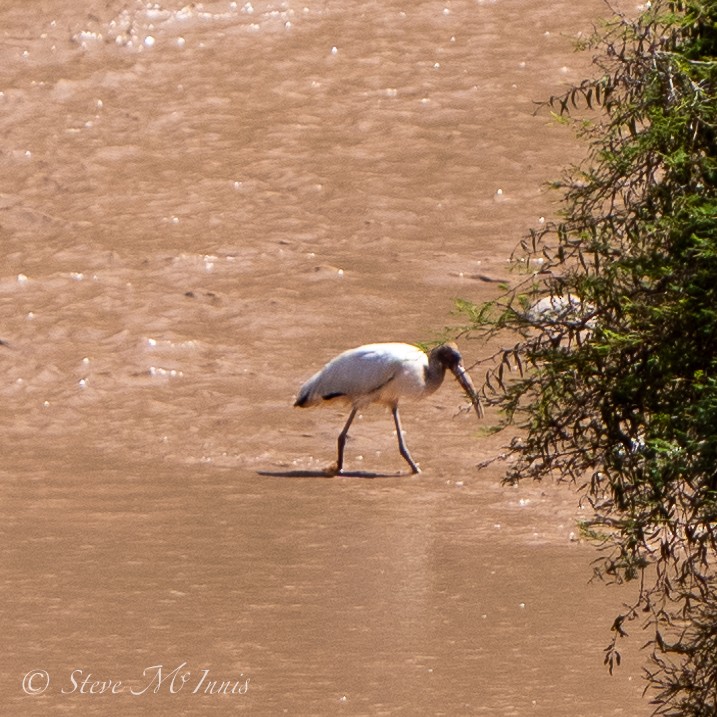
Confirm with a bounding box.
[2,1,648,715]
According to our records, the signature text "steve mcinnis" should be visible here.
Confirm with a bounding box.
[59,662,250,696]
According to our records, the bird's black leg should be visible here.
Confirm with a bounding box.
[392,405,420,474]
[336,407,358,473]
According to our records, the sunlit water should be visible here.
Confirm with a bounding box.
[1,1,647,715]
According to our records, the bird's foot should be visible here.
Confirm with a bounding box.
[322,462,342,476]
[404,458,421,474]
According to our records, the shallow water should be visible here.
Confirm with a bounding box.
[2,1,647,714]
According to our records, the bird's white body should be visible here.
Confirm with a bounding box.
[295,343,436,410]
[295,342,483,474]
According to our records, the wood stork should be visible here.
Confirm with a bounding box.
[294,342,483,474]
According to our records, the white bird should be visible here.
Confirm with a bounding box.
[294,342,483,474]
[523,294,596,346]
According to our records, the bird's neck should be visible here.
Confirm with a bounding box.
[424,358,447,395]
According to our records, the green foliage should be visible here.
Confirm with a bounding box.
[461,1,717,712]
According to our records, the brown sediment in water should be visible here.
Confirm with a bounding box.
[1,1,646,714]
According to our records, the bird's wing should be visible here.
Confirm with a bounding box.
[296,343,425,407]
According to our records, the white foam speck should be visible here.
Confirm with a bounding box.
[149,366,183,378]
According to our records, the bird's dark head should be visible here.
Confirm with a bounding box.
[431,342,484,419]
[430,342,462,369]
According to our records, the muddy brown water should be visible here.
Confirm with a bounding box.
[2,1,649,715]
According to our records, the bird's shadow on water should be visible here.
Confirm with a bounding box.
[257,469,404,479]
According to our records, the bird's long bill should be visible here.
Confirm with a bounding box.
[451,364,484,419]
